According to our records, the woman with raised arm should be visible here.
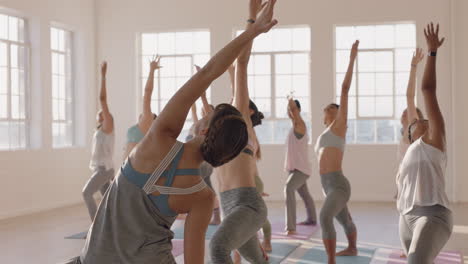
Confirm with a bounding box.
[69,3,277,264]
[82,62,115,221]
[315,41,359,264]
[284,97,317,235]
[123,56,161,159]
[397,23,452,264]
[210,1,277,263]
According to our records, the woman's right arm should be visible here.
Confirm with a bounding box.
[139,57,161,126]
[406,48,424,123]
[99,62,114,134]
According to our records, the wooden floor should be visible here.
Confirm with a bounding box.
[0,201,467,263]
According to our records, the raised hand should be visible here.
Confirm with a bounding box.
[250,0,267,18]
[150,55,162,72]
[101,61,107,77]
[350,40,359,60]
[251,0,278,34]
[411,48,425,66]
[424,23,445,52]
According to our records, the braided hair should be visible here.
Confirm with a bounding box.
[200,104,248,167]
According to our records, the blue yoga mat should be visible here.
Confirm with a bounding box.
[268,242,301,264]
[173,224,218,240]
[65,231,87,239]
[295,246,375,264]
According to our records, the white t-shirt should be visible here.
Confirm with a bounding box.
[89,129,115,170]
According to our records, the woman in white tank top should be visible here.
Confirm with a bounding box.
[396,23,453,264]
[82,62,115,221]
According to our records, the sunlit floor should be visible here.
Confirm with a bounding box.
[0,201,466,264]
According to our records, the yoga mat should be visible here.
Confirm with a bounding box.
[268,241,301,264]
[260,221,320,240]
[64,231,87,239]
[171,239,184,257]
[172,224,219,240]
[295,245,376,264]
[385,249,462,264]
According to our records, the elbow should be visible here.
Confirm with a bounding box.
[99,95,106,102]
[421,84,436,93]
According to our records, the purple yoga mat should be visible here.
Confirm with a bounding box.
[387,250,462,264]
[260,221,320,240]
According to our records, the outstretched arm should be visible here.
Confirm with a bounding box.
[334,41,359,133]
[195,65,213,116]
[406,48,424,123]
[99,62,113,133]
[288,97,306,136]
[140,56,161,122]
[228,64,236,104]
[422,23,446,151]
[152,0,278,139]
[190,103,199,122]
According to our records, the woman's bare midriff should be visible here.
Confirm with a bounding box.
[317,147,344,175]
[216,153,257,192]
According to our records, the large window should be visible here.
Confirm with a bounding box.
[335,23,416,144]
[0,14,28,150]
[237,26,311,144]
[50,27,73,148]
[140,30,210,140]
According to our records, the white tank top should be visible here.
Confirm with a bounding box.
[396,138,450,215]
[284,128,312,176]
[89,129,115,170]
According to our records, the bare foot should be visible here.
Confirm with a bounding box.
[285,230,297,236]
[262,240,272,252]
[336,247,358,256]
[400,253,407,258]
[297,220,317,226]
[233,251,241,264]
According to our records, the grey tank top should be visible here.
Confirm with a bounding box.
[314,127,345,154]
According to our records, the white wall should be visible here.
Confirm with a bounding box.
[96,0,467,203]
[0,0,96,219]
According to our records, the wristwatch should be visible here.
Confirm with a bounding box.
[428,51,437,57]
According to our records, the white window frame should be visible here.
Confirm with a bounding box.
[50,26,74,148]
[236,26,312,144]
[0,12,30,150]
[334,22,416,144]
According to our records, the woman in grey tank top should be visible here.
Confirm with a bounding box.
[62,9,278,264]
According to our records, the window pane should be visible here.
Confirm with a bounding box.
[176,76,189,89]
[275,54,292,74]
[336,73,356,96]
[160,77,176,99]
[375,51,393,72]
[253,55,270,75]
[0,122,9,148]
[11,95,19,118]
[273,119,293,143]
[356,119,375,143]
[375,96,393,117]
[356,26,375,49]
[292,27,310,51]
[58,29,65,51]
[193,31,210,53]
[254,98,271,118]
[358,73,375,96]
[358,96,375,117]
[175,32,193,54]
[252,31,273,52]
[276,75,292,96]
[160,57,176,77]
[275,98,288,118]
[395,49,413,72]
[59,76,66,98]
[375,73,393,96]
[0,15,7,39]
[395,72,409,95]
[292,75,308,97]
[59,100,66,120]
[141,55,152,77]
[396,24,416,48]
[52,123,61,147]
[336,50,351,73]
[0,43,6,66]
[175,56,192,77]
[255,120,274,144]
[58,54,65,75]
[336,26,355,50]
[50,28,58,50]
[377,120,395,143]
[0,94,7,118]
[358,51,375,72]
[273,28,292,51]
[52,75,60,98]
[142,33,157,55]
[10,45,18,68]
[297,97,310,115]
[375,25,395,48]
[52,53,59,74]
[292,54,308,74]
[8,16,18,41]
[158,33,175,55]
[395,95,407,119]
[348,96,357,119]
[0,67,7,94]
[346,119,356,143]
[253,76,271,98]
[64,122,73,146]
[11,69,19,95]
[193,54,210,67]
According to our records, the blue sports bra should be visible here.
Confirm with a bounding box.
[122,143,202,217]
[127,124,145,143]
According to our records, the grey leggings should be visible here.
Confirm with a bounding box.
[320,171,356,240]
[82,166,114,221]
[285,170,317,231]
[399,205,453,264]
[210,187,268,264]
